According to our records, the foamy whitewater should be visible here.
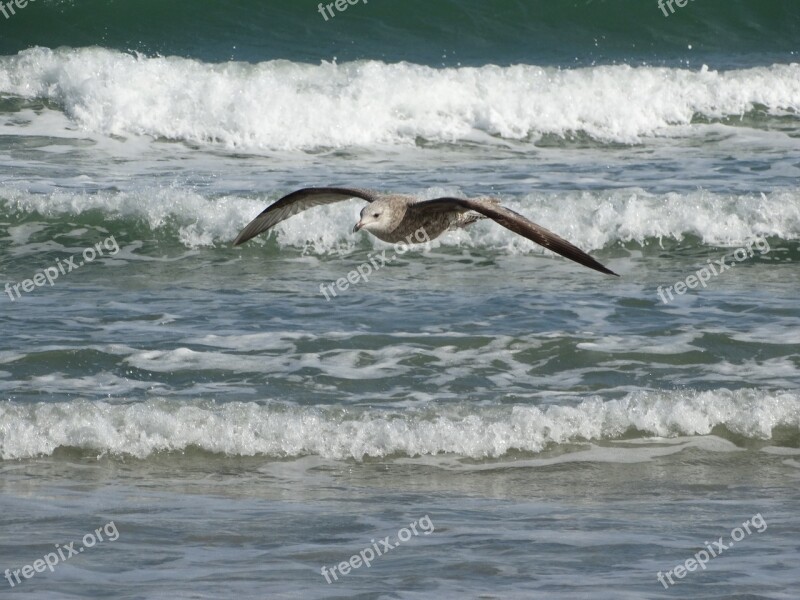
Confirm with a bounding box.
[2,390,799,461]
[2,3,800,598]
[2,47,800,149]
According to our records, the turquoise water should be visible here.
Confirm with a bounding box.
[1,2,799,598]
[2,0,799,67]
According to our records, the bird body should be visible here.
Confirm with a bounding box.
[233,187,618,277]
[352,195,448,243]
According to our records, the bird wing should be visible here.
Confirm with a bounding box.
[233,187,378,246]
[409,197,619,276]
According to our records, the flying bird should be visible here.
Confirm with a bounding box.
[233,187,618,276]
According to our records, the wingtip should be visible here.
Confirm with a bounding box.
[232,228,256,247]
[586,260,619,277]
[599,265,620,277]
[585,254,617,277]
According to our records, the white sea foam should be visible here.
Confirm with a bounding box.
[0,389,797,461]
[1,47,799,149]
[2,185,799,252]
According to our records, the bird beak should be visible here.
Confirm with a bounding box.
[353,220,364,233]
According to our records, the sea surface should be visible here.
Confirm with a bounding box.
[1,1,799,598]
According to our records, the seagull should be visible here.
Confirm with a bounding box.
[233,187,618,276]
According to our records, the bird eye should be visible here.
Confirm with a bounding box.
[372,213,380,218]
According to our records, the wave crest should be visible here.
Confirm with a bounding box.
[1,389,797,461]
[2,186,798,252]
[2,48,799,149]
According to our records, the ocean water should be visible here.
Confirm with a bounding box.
[1,1,799,598]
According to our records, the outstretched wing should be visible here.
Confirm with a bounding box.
[410,197,619,276]
[233,187,378,246]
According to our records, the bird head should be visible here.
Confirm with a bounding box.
[353,200,398,236]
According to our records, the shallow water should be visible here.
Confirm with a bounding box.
[1,1,800,598]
